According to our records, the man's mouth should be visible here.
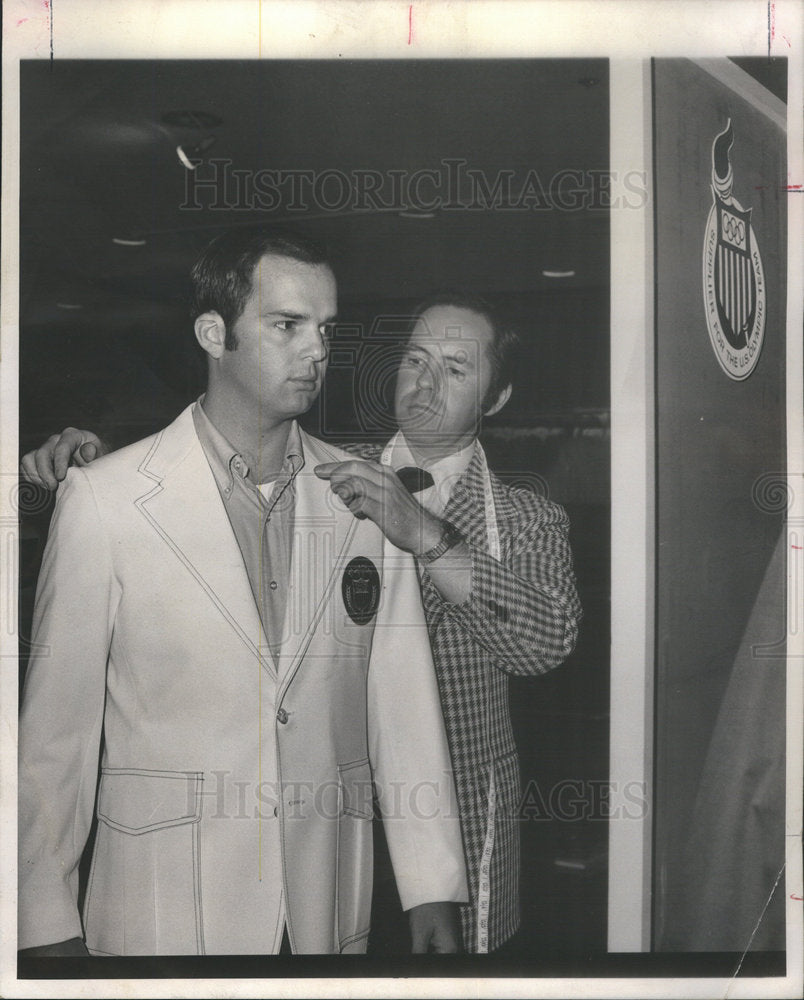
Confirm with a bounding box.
[407,400,440,418]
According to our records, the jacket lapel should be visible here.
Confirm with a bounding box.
[275,430,360,696]
[443,443,514,556]
[443,446,490,549]
[135,406,275,678]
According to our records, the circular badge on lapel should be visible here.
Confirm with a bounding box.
[342,557,381,625]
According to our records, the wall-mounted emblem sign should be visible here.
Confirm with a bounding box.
[702,119,766,380]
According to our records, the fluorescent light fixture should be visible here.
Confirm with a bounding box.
[176,145,197,170]
[112,237,147,246]
[176,138,215,171]
[542,269,576,278]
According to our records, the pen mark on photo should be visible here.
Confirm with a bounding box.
[45,0,54,67]
[724,861,785,998]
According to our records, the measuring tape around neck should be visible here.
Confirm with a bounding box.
[384,432,501,952]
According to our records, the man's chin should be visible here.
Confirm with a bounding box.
[293,397,318,418]
[398,426,450,451]
[278,384,321,410]
[261,399,318,424]
[399,411,443,436]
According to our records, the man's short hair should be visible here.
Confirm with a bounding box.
[190,228,331,350]
[413,292,520,411]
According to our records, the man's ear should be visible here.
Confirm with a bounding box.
[194,312,227,359]
[484,382,512,418]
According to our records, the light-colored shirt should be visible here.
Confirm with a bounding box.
[390,434,476,517]
[192,399,303,663]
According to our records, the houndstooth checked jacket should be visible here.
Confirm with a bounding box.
[346,440,582,952]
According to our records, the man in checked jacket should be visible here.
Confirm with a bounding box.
[318,293,582,953]
[22,292,582,954]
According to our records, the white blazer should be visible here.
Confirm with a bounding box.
[18,404,467,955]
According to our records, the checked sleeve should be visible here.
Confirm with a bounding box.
[424,497,581,675]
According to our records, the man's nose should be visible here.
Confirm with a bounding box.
[416,364,437,391]
[303,326,328,362]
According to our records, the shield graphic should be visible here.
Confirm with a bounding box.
[714,194,755,350]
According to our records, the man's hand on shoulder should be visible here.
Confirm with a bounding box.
[407,901,462,953]
[20,936,90,957]
[20,428,108,491]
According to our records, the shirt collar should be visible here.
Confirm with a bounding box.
[192,396,304,497]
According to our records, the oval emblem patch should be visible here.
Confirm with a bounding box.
[342,557,381,625]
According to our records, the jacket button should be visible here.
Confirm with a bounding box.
[277,708,289,724]
[487,599,508,623]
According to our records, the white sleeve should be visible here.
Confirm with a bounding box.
[367,538,468,910]
[18,469,121,949]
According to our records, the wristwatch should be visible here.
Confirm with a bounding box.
[416,521,463,565]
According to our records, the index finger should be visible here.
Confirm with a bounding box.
[33,438,61,491]
[53,439,82,482]
[313,462,342,480]
[313,459,379,480]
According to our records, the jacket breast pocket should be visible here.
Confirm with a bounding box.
[335,758,374,953]
[84,768,204,955]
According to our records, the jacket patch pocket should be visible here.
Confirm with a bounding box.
[339,758,374,819]
[97,767,203,833]
[85,768,204,955]
[336,759,373,952]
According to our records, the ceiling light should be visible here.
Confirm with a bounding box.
[176,136,217,170]
[542,269,576,278]
[176,145,197,170]
[112,237,147,246]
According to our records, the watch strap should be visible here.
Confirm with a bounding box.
[416,521,463,565]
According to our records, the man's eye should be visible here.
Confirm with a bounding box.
[320,323,335,338]
[276,320,296,332]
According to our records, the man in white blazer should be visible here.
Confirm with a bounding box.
[18,229,467,956]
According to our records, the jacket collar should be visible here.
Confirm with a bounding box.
[135,404,275,676]
[135,406,361,685]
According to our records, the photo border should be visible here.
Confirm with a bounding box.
[2,2,801,998]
